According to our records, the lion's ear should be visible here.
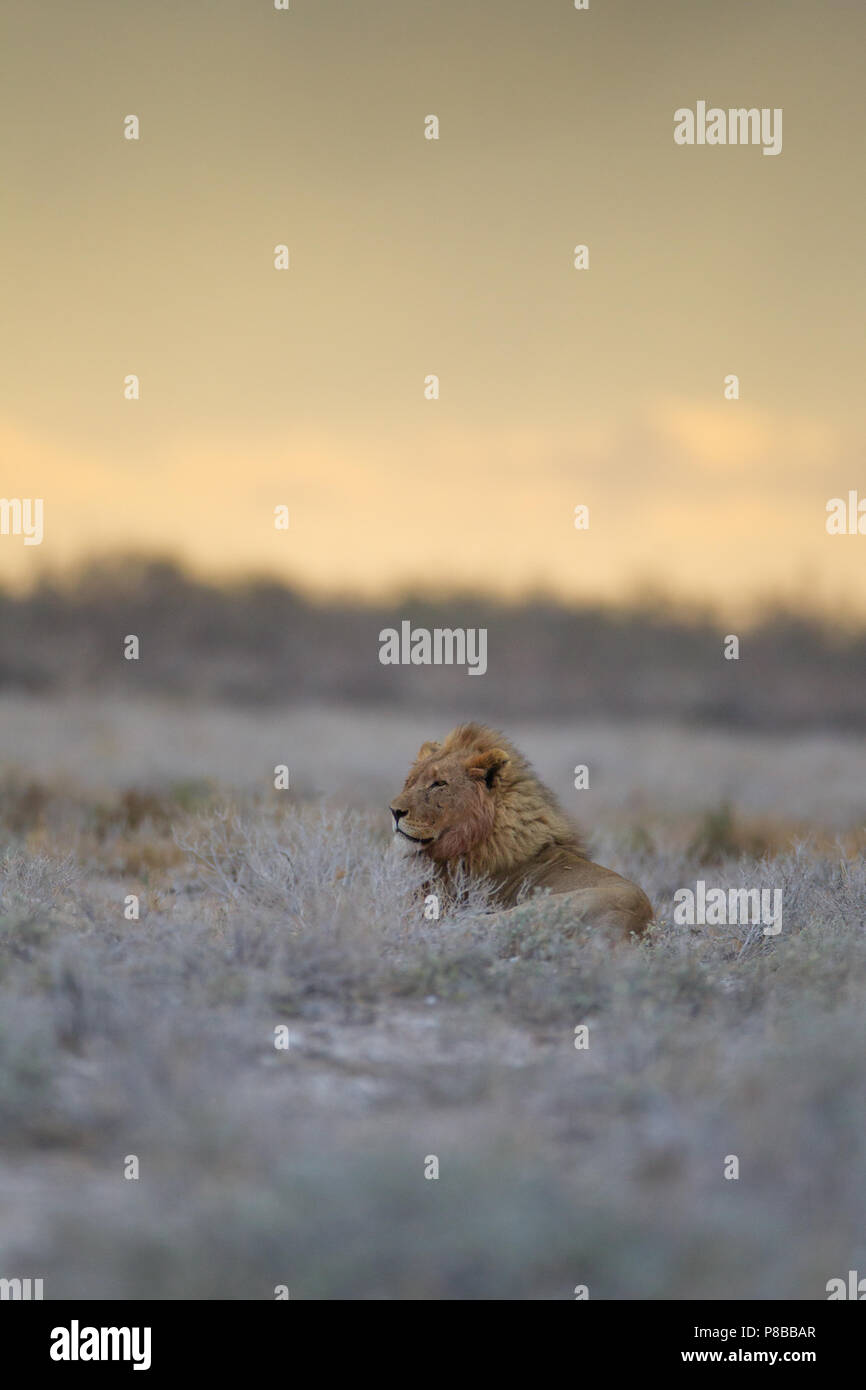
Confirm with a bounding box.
[416,740,441,761]
[466,748,510,788]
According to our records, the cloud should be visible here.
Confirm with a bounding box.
[1,404,863,615]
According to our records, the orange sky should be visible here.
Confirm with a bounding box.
[2,0,865,617]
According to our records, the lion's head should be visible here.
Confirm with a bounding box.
[389,723,579,876]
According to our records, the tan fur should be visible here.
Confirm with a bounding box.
[389,723,653,939]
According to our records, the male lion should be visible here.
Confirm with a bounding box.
[389,723,652,939]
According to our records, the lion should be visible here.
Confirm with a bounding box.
[389,722,653,939]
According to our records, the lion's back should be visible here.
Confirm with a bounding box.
[495,842,653,935]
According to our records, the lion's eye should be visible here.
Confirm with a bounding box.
[429,780,447,790]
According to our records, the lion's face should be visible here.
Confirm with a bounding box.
[389,739,510,863]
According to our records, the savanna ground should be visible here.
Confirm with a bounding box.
[1,694,865,1299]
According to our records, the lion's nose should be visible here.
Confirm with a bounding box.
[391,807,406,827]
